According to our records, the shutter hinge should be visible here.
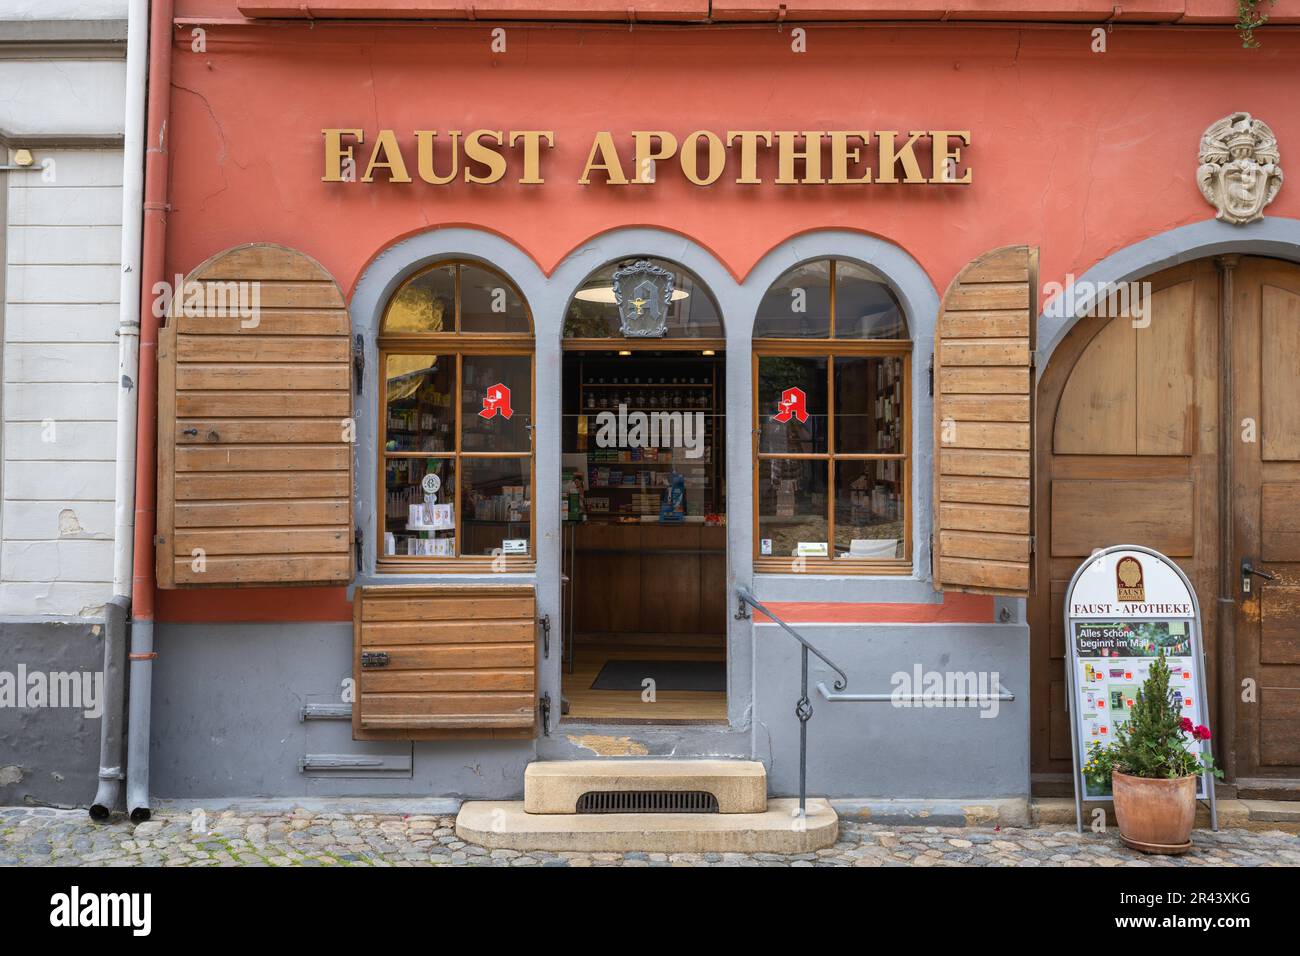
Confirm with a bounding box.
[928,357,934,397]
[539,692,552,736]
[354,525,363,570]
[539,614,551,658]
[154,534,165,546]
[352,334,365,395]
[1029,535,1036,556]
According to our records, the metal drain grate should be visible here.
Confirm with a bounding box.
[575,790,720,814]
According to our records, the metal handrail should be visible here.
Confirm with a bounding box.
[736,587,848,690]
[736,585,849,818]
[817,682,1015,703]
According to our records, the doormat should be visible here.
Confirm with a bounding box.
[591,660,725,692]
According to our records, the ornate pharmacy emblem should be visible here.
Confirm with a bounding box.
[1115,556,1145,603]
[1196,112,1283,225]
[613,259,673,337]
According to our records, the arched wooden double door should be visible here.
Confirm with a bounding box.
[1031,256,1300,797]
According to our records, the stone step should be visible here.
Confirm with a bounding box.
[1031,796,1300,833]
[456,798,837,853]
[523,759,767,814]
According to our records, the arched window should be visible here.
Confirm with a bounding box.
[753,259,910,571]
[378,260,533,567]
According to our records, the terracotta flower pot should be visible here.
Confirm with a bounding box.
[1111,771,1197,854]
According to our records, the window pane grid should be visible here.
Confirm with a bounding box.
[377,261,534,566]
[754,345,909,563]
[380,346,533,561]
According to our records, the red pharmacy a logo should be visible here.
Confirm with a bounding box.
[772,386,808,423]
[479,383,514,420]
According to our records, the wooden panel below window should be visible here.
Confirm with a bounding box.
[353,585,537,740]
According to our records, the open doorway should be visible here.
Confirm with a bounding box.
[560,349,727,723]
[558,256,728,724]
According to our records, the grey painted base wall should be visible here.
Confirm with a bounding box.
[0,621,106,807]
[145,620,1029,804]
[753,622,1030,799]
[150,623,534,801]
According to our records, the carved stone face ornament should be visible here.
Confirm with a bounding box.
[1197,111,1283,225]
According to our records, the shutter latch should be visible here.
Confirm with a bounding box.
[539,614,551,658]
[539,692,552,736]
[360,651,390,668]
[352,334,365,395]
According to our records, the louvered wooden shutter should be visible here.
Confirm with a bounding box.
[353,586,538,740]
[932,245,1037,596]
[156,243,354,587]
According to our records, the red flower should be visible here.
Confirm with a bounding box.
[1180,717,1194,733]
[1193,725,1212,741]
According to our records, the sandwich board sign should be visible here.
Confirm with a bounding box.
[1062,545,1218,834]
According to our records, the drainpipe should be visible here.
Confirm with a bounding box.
[126,0,175,823]
[90,0,149,821]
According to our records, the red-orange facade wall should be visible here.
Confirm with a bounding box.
[155,13,1300,622]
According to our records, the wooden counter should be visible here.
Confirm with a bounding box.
[569,522,726,637]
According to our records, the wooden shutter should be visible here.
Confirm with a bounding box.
[156,243,354,587]
[932,245,1037,596]
[353,585,538,740]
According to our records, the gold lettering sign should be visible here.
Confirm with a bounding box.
[321,129,972,186]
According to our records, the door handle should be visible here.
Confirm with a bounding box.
[1241,558,1275,596]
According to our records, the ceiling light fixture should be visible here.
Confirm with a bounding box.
[574,287,690,304]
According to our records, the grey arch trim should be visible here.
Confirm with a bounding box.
[1038,215,1300,372]
[348,225,943,738]
[738,230,941,601]
[547,230,737,344]
[348,228,549,589]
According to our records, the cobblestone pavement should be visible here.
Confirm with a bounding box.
[2,806,1298,867]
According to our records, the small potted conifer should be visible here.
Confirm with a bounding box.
[1083,651,1221,854]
